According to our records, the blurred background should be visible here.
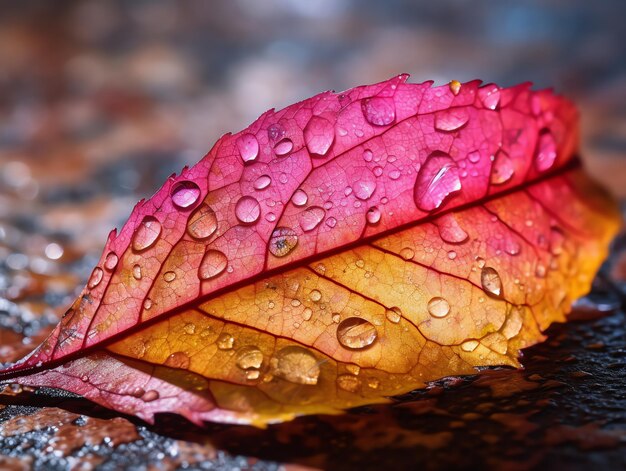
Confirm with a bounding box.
[0,0,625,355]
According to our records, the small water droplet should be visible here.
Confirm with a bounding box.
[270,346,320,385]
[389,169,401,180]
[165,351,190,369]
[400,247,415,260]
[254,175,272,190]
[428,297,450,318]
[279,173,289,184]
[363,149,373,162]
[478,84,500,110]
[217,333,234,350]
[292,189,308,207]
[142,390,159,402]
[490,150,514,185]
[299,206,325,232]
[304,115,335,157]
[468,151,481,163]
[104,252,118,271]
[461,340,479,352]
[199,249,228,280]
[475,256,486,268]
[88,267,103,289]
[163,271,176,282]
[366,207,381,225]
[274,138,293,156]
[132,216,161,251]
[130,387,145,398]
[535,264,547,278]
[448,250,457,260]
[325,217,337,228]
[171,181,201,209]
[332,313,341,323]
[265,212,276,222]
[368,377,381,389]
[187,204,218,240]
[235,196,261,224]
[361,96,395,126]
[481,266,503,298]
[449,80,461,95]
[373,166,383,177]
[414,152,461,211]
[386,307,402,323]
[435,213,469,244]
[353,176,377,201]
[504,240,521,256]
[309,289,322,302]
[337,317,378,350]
[302,307,313,320]
[236,346,264,370]
[184,323,196,334]
[236,133,259,163]
[269,227,298,257]
[132,264,142,280]
[535,130,557,172]
[143,298,152,310]
[434,108,469,132]
[336,374,360,392]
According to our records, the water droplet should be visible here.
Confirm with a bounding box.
[268,123,285,142]
[269,227,298,257]
[217,333,234,350]
[254,175,272,190]
[428,297,450,318]
[414,152,461,211]
[236,133,259,163]
[143,298,152,310]
[368,377,381,389]
[309,289,322,302]
[336,374,360,392]
[271,346,320,385]
[373,166,383,177]
[448,250,457,260]
[171,181,201,209]
[400,247,415,260]
[274,138,293,156]
[132,264,142,280]
[304,115,335,157]
[461,340,479,352]
[389,169,401,180]
[337,317,378,350]
[361,96,395,126]
[290,188,308,207]
[302,308,313,321]
[481,266,503,298]
[130,387,145,398]
[363,149,373,162]
[184,323,196,334]
[132,216,161,251]
[475,256,486,268]
[366,207,381,225]
[326,217,337,228]
[163,271,176,282]
[490,150,514,185]
[449,80,461,95]
[504,240,521,256]
[535,130,557,172]
[434,108,469,132]
[299,206,325,232]
[435,213,469,244]
[165,351,190,369]
[478,84,500,110]
[235,196,261,224]
[468,150,481,163]
[236,346,264,370]
[142,390,159,402]
[88,267,103,289]
[535,264,546,278]
[265,212,276,222]
[187,204,218,240]
[353,175,377,201]
[386,307,402,323]
[199,249,228,280]
[104,252,118,271]
[332,313,341,323]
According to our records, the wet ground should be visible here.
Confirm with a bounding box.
[1,1,625,469]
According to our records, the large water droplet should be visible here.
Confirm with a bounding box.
[386,306,402,323]
[88,267,103,289]
[236,346,264,370]
[235,196,261,224]
[132,264,142,280]
[164,351,190,369]
[171,181,201,209]
[271,346,320,385]
[104,252,118,271]
[199,249,228,280]
[461,340,479,352]
[490,150,514,185]
[361,96,395,126]
[414,153,461,211]
[435,213,469,244]
[428,297,450,318]
[337,317,378,350]
[366,207,381,225]
[309,289,322,302]
[478,84,500,110]
[292,189,308,207]
[535,130,557,172]
[434,108,469,132]
[299,206,325,232]
[304,115,335,157]
[132,216,161,251]
[269,227,298,257]
[336,374,360,392]
[254,175,272,190]
[481,266,503,298]
[353,174,377,201]
[187,204,218,240]
[217,333,234,350]
[274,138,293,156]
[236,133,259,163]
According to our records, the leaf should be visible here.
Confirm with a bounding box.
[0,75,619,426]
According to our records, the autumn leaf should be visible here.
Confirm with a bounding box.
[0,75,619,426]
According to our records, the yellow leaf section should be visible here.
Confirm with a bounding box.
[107,169,620,425]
